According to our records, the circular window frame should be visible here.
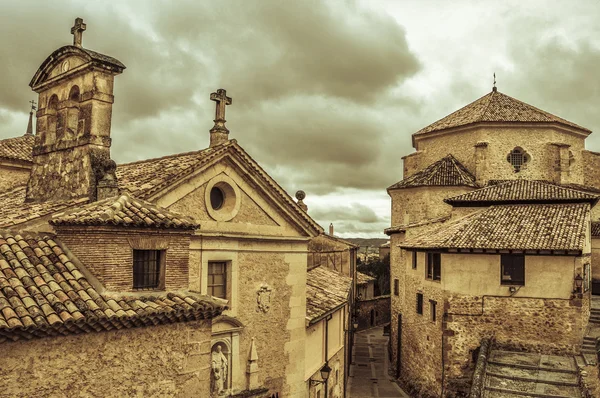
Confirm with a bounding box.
[205,174,241,222]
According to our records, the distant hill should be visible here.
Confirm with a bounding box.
[345,238,388,250]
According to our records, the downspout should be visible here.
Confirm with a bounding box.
[325,314,330,398]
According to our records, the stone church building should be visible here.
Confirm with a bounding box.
[386,87,600,397]
[0,19,352,398]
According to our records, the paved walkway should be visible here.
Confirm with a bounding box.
[347,327,410,398]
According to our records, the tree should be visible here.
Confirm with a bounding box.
[357,254,390,296]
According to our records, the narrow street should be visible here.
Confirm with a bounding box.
[348,327,410,398]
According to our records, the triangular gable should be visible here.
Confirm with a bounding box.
[117,140,322,237]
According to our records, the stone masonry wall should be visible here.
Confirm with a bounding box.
[55,226,191,292]
[410,126,586,186]
[443,295,587,392]
[583,150,600,191]
[308,234,354,276]
[0,320,213,398]
[0,165,29,193]
[356,295,391,330]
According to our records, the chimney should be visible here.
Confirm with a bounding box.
[474,141,488,184]
[329,223,334,236]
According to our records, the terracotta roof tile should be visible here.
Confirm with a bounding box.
[385,215,451,236]
[388,155,477,190]
[0,134,34,162]
[50,193,198,229]
[400,203,589,252]
[306,266,351,324]
[445,180,599,206]
[356,271,376,285]
[414,90,589,136]
[0,232,224,342]
[0,186,87,229]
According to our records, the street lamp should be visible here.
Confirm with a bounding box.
[574,273,584,294]
[310,363,332,385]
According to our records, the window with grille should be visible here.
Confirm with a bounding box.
[208,262,227,299]
[416,293,423,315]
[133,250,163,290]
[506,147,530,172]
[430,300,437,322]
[412,251,417,269]
[501,254,525,285]
[426,252,441,281]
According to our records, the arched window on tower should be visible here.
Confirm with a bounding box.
[44,94,59,145]
[506,147,530,173]
[66,85,81,139]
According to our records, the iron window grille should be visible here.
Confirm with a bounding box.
[501,254,525,285]
[416,293,423,315]
[507,147,530,172]
[426,252,441,281]
[133,250,162,290]
[208,262,227,299]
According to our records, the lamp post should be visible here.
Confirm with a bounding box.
[575,273,584,294]
[310,363,332,397]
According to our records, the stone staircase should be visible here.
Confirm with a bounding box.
[482,350,582,398]
[581,306,600,365]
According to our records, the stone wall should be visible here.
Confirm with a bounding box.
[0,320,213,398]
[55,226,192,292]
[583,150,600,190]
[410,125,587,186]
[308,234,355,276]
[356,295,390,330]
[0,164,30,193]
[389,186,472,226]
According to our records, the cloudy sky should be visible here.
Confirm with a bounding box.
[1,0,599,238]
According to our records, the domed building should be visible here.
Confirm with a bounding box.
[386,87,600,397]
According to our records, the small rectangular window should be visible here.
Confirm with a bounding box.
[208,262,227,298]
[584,263,590,293]
[412,251,417,269]
[430,300,437,322]
[501,255,525,285]
[426,253,441,281]
[416,293,423,315]
[133,250,163,290]
[394,279,399,296]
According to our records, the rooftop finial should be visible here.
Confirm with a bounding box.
[25,100,36,136]
[209,88,233,147]
[71,17,87,47]
[295,190,308,212]
[492,72,497,92]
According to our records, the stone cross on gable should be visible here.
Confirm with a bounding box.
[210,88,232,134]
[29,100,37,112]
[71,18,87,47]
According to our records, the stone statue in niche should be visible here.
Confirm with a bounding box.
[256,285,272,313]
[211,343,228,396]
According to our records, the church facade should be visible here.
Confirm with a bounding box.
[0,19,351,398]
[387,87,600,397]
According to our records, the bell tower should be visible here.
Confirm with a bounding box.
[25,18,125,202]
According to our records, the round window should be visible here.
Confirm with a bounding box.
[210,187,225,210]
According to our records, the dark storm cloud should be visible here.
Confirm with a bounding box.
[0,0,420,236]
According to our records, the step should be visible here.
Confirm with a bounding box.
[485,365,578,386]
[485,375,581,397]
[574,355,586,369]
[583,336,597,342]
[583,353,597,366]
[484,385,580,398]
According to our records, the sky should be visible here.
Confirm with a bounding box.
[1,0,600,238]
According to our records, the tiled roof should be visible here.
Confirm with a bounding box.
[356,271,376,285]
[306,266,351,324]
[0,186,87,229]
[117,144,231,200]
[0,134,34,162]
[445,180,599,206]
[592,222,600,237]
[400,203,589,252]
[50,193,198,229]
[388,155,477,190]
[414,89,590,136]
[385,215,451,236]
[0,232,225,342]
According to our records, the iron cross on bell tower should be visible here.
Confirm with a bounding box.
[209,88,233,147]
